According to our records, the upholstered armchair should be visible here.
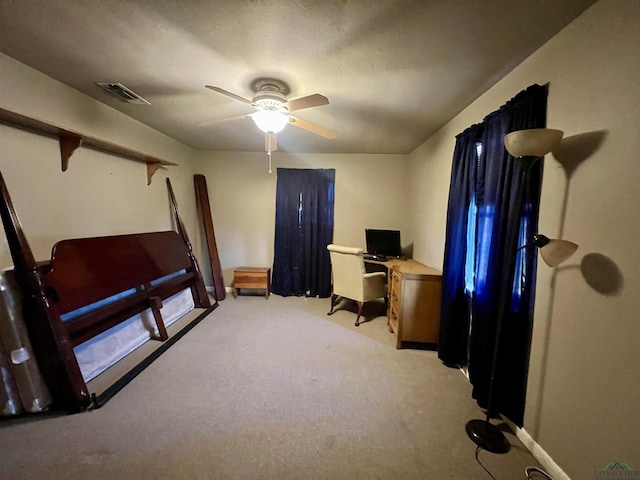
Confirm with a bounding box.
[326,244,387,326]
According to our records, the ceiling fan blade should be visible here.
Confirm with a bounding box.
[198,114,250,128]
[285,93,329,112]
[289,116,337,139]
[205,85,254,106]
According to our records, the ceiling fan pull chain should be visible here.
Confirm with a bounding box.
[268,151,272,174]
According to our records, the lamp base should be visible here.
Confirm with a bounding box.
[465,419,511,454]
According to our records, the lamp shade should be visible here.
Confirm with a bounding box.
[251,110,289,134]
[504,128,564,158]
[534,235,578,268]
[520,234,579,267]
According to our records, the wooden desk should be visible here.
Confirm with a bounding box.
[364,257,424,273]
[365,258,442,349]
[364,258,436,291]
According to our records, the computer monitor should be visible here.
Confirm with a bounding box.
[365,229,402,258]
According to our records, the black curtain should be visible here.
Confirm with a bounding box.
[271,168,335,298]
[438,124,482,366]
[438,84,548,426]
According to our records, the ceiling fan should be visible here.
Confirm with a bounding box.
[200,78,336,168]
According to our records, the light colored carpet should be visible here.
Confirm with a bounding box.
[0,294,542,479]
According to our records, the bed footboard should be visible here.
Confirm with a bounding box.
[0,172,214,412]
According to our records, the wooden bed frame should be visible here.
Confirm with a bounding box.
[0,172,215,412]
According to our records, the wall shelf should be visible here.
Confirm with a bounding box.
[0,106,178,185]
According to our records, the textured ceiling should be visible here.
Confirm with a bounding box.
[0,0,597,154]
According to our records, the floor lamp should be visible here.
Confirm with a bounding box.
[465,128,578,454]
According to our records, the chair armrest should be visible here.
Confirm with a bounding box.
[327,244,363,255]
[362,271,387,301]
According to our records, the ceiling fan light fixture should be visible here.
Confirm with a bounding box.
[255,98,286,110]
[203,80,334,139]
[252,83,287,106]
[251,110,289,134]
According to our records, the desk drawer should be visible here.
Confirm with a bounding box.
[390,271,402,303]
[389,306,399,334]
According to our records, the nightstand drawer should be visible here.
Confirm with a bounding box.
[233,267,271,299]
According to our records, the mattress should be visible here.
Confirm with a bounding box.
[0,269,52,415]
[73,288,195,382]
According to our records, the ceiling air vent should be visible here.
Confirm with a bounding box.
[96,82,150,105]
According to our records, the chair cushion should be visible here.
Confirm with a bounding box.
[327,244,386,302]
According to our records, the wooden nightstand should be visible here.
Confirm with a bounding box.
[233,267,271,299]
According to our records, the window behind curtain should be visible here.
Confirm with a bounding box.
[464,142,482,295]
[439,84,548,427]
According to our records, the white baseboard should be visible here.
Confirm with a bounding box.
[457,367,570,480]
[205,286,235,293]
[503,417,571,480]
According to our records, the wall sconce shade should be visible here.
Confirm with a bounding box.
[504,128,564,158]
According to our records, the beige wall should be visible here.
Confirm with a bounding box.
[192,151,408,286]
[3,2,638,477]
[0,53,199,267]
[408,1,640,478]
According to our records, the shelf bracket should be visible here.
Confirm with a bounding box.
[146,162,164,185]
[59,134,83,172]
